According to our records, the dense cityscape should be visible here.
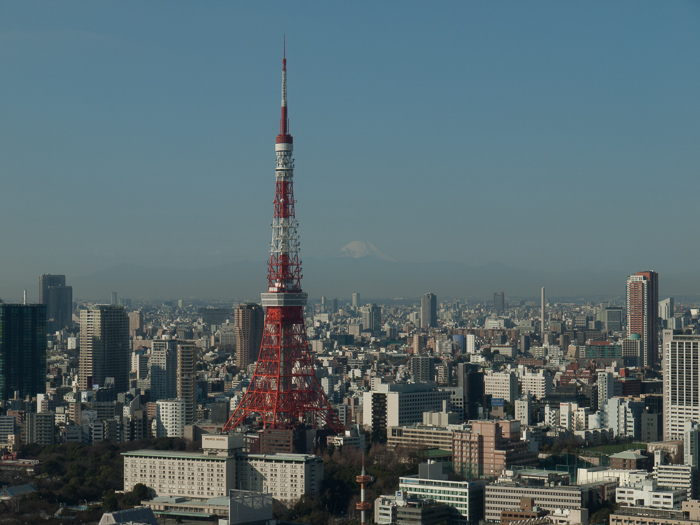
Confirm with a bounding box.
[4,270,700,525]
[2,4,699,525]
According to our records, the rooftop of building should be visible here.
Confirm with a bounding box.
[122,450,232,460]
[151,495,229,506]
[610,451,647,460]
[241,452,321,462]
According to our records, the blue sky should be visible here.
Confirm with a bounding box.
[1,2,699,301]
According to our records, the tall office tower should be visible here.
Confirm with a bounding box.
[177,343,197,425]
[421,293,438,329]
[598,371,615,414]
[234,303,264,370]
[331,298,338,314]
[149,340,178,402]
[361,304,382,334]
[627,271,659,368]
[493,292,505,314]
[79,305,129,392]
[128,310,143,338]
[0,304,47,401]
[659,297,674,325]
[39,274,73,333]
[223,47,343,434]
[663,330,700,440]
[352,293,360,308]
[110,292,118,305]
[540,287,546,344]
[457,363,485,420]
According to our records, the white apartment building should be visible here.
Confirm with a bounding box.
[663,331,700,440]
[484,371,518,403]
[605,397,645,439]
[235,453,323,504]
[576,466,647,487]
[616,479,685,509]
[155,398,186,438]
[515,395,532,426]
[518,369,553,400]
[362,383,450,433]
[466,334,476,354]
[544,404,560,426]
[654,464,698,500]
[123,435,241,500]
[398,462,487,525]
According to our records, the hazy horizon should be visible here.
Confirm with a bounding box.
[2,3,699,302]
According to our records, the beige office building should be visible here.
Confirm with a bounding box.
[79,305,129,392]
[123,435,241,500]
[610,501,700,525]
[235,453,323,504]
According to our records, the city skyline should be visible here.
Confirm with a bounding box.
[1,2,699,301]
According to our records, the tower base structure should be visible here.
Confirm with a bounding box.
[224,304,344,435]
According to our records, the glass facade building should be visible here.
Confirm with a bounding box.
[0,304,47,401]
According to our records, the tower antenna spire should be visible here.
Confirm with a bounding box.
[279,37,289,137]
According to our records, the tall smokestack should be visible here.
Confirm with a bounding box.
[541,286,546,346]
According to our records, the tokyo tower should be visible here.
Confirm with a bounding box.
[223,44,344,435]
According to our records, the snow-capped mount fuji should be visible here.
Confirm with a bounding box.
[339,241,394,261]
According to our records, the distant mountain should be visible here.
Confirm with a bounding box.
[339,241,394,261]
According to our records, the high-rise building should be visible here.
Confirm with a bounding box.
[39,274,73,333]
[79,305,129,392]
[598,304,623,333]
[457,363,485,420]
[421,293,437,329]
[659,298,674,321]
[410,356,434,383]
[361,304,381,334]
[149,339,178,402]
[541,287,546,344]
[663,330,700,440]
[177,343,197,425]
[598,371,615,414]
[0,304,47,401]
[627,271,659,368]
[155,398,186,438]
[234,303,264,370]
[128,310,143,338]
[352,293,360,308]
[493,292,505,315]
[26,412,55,446]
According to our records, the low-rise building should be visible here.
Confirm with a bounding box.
[452,420,538,478]
[398,462,487,525]
[123,435,241,500]
[610,500,700,525]
[235,453,323,504]
[616,479,685,509]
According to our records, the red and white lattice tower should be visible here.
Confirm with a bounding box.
[223,43,344,434]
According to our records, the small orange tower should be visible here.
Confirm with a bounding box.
[356,458,373,525]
